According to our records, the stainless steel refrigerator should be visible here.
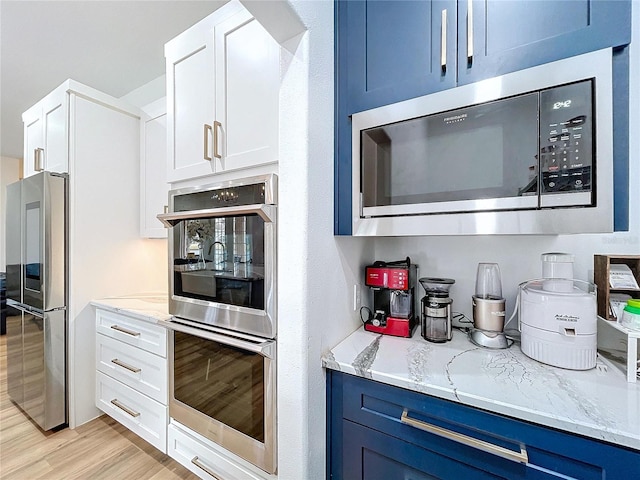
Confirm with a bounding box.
[5,171,67,430]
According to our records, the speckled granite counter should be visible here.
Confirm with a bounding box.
[323,327,640,451]
[91,295,171,324]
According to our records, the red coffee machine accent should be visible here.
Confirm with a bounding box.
[363,257,418,337]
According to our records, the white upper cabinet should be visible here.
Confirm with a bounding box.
[165,1,279,183]
[22,84,68,178]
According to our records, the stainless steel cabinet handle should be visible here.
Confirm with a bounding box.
[34,148,44,172]
[440,9,447,70]
[110,399,140,418]
[400,409,528,464]
[110,324,140,337]
[191,456,221,479]
[213,120,222,159]
[467,0,474,63]
[203,124,213,161]
[111,358,141,374]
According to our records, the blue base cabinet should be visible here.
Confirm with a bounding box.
[327,371,640,480]
[335,0,632,235]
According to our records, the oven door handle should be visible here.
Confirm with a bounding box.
[157,204,276,228]
[160,319,275,359]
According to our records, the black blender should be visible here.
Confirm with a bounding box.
[420,277,455,343]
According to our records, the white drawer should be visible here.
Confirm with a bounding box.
[96,333,167,404]
[168,422,272,480]
[96,371,167,453]
[96,308,167,357]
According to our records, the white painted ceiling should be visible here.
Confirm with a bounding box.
[0,0,227,159]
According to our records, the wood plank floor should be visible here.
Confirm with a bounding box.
[0,334,199,480]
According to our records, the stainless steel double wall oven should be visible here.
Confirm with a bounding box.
[158,174,277,474]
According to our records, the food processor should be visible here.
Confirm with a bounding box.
[419,278,455,343]
[470,263,510,349]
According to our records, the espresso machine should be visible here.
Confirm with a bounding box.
[363,258,418,337]
[420,278,455,342]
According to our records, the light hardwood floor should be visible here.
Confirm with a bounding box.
[0,334,199,480]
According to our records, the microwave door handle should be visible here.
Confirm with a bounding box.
[157,204,276,228]
[160,319,275,359]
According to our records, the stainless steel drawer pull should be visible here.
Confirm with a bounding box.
[110,399,140,418]
[203,124,213,161]
[110,324,140,337]
[400,409,528,464]
[111,358,141,374]
[191,456,221,479]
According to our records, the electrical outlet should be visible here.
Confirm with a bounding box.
[353,284,362,311]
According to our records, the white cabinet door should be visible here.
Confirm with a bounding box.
[166,18,216,183]
[214,10,279,173]
[140,98,168,238]
[22,85,68,178]
[41,88,68,175]
[23,108,43,178]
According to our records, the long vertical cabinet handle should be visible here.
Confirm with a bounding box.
[440,9,447,71]
[467,0,474,63]
[34,148,44,172]
[213,120,222,159]
[191,456,222,479]
[203,124,213,161]
[400,409,529,464]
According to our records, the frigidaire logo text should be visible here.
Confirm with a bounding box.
[444,113,467,124]
[555,314,579,322]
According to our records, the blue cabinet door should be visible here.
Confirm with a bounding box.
[457,0,631,86]
[327,371,640,480]
[341,0,457,115]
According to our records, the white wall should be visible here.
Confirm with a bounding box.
[0,157,22,271]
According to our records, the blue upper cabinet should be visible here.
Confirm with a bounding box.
[458,0,631,86]
[344,0,457,114]
[335,0,632,235]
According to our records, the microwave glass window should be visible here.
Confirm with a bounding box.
[25,202,41,291]
[173,332,265,442]
[173,213,265,309]
[361,92,539,208]
[539,80,593,195]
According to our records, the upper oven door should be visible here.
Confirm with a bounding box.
[159,203,276,339]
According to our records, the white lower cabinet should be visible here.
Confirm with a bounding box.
[95,308,168,453]
[96,371,167,452]
[168,422,274,480]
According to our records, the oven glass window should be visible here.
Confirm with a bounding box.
[173,213,265,309]
[174,331,265,442]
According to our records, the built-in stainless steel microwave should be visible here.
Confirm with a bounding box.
[352,48,614,236]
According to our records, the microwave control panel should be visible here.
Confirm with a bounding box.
[539,80,593,194]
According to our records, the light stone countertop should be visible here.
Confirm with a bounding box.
[91,294,171,324]
[323,327,640,451]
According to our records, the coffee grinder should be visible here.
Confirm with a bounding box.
[363,258,418,337]
[419,278,455,342]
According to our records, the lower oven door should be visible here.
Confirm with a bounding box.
[161,318,276,474]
